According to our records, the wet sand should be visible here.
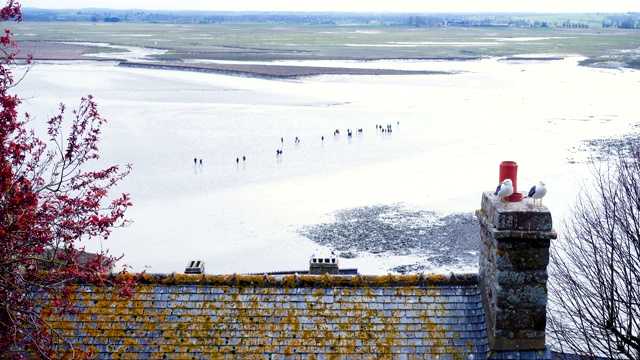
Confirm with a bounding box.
[13,45,640,275]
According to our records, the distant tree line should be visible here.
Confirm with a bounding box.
[20,8,640,29]
[405,15,548,27]
[603,15,640,28]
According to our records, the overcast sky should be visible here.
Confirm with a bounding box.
[22,0,640,13]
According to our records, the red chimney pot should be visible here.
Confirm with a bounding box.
[499,161,523,202]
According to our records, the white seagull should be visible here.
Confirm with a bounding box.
[494,178,514,206]
[526,181,547,208]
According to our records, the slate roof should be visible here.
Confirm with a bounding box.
[43,272,490,359]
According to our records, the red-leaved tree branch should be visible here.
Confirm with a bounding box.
[0,1,137,359]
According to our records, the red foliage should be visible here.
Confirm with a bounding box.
[0,2,137,358]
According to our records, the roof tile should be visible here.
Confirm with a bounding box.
[43,273,489,358]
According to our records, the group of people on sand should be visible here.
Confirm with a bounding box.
[275,123,397,156]
[376,124,394,133]
[194,123,398,167]
[277,135,303,156]
[193,155,247,166]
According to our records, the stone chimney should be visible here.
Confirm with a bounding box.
[476,188,556,355]
[309,253,339,275]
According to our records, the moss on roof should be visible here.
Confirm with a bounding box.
[43,273,487,358]
[138,272,479,287]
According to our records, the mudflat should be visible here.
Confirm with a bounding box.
[17,41,453,78]
[118,61,452,78]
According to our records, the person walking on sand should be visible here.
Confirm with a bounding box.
[194,157,197,164]
[199,159,202,165]
[242,156,246,161]
[236,157,239,164]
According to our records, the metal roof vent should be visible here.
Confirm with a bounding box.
[185,260,205,274]
[309,251,338,275]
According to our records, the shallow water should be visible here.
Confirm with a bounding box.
[13,57,640,274]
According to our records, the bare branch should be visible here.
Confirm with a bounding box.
[549,148,640,359]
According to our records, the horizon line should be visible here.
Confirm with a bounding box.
[22,7,639,15]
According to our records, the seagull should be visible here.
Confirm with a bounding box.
[494,178,514,206]
[526,181,547,208]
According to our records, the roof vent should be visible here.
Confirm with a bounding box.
[309,251,338,275]
[185,260,205,274]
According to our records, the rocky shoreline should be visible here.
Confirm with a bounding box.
[569,123,640,163]
[298,204,479,273]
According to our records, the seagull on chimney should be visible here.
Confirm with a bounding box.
[494,178,514,206]
[525,181,547,208]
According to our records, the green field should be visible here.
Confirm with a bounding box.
[11,21,640,67]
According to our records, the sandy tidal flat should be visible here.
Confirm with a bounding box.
[12,56,640,275]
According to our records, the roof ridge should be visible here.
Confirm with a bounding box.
[124,272,479,287]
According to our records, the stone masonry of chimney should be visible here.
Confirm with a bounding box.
[476,191,557,354]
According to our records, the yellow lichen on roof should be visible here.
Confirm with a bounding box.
[40,272,485,358]
[136,272,477,287]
